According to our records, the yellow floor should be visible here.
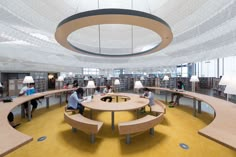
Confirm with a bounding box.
[7,101,236,157]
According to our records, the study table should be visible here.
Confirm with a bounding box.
[147,87,236,150]
[82,93,149,130]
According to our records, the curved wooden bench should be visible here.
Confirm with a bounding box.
[64,112,103,143]
[147,86,236,150]
[64,106,79,114]
[118,113,164,144]
[150,100,166,116]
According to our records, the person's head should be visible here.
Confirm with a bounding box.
[177,81,183,85]
[76,87,84,98]
[29,83,35,87]
[177,81,183,88]
[143,88,150,94]
[106,85,111,90]
[95,86,100,92]
[73,83,78,88]
[73,80,78,87]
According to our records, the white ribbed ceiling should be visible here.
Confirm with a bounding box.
[0,0,236,72]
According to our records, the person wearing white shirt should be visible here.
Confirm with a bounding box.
[19,85,28,96]
[103,85,113,93]
[67,87,86,114]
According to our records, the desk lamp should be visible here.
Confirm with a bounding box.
[57,76,64,89]
[163,75,169,88]
[219,75,230,101]
[114,79,120,92]
[23,76,34,84]
[190,75,199,92]
[86,80,96,98]
[134,80,143,94]
[140,76,145,86]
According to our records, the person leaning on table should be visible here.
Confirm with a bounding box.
[140,88,155,113]
[67,87,86,114]
[169,81,185,106]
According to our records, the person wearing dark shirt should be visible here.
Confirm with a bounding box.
[169,81,184,106]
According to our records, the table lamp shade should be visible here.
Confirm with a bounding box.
[48,74,54,79]
[68,72,73,77]
[163,75,169,81]
[84,76,89,81]
[219,75,230,85]
[57,76,64,81]
[190,75,199,82]
[114,79,120,85]
[140,76,145,81]
[134,81,143,89]
[86,80,96,88]
[23,76,34,84]
[224,81,236,95]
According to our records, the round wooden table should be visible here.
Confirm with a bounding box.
[82,93,149,130]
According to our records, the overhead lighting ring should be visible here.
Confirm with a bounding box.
[55,8,173,57]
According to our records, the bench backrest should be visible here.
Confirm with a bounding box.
[154,99,166,114]
[119,113,164,135]
[64,112,102,134]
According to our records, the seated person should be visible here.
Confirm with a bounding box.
[67,87,86,114]
[101,85,113,102]
[20,83,38,118]
[94,86,101,95]
[169,81,184,106]
[140,88,155,113]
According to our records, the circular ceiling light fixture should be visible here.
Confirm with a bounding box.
[55,8,173,57]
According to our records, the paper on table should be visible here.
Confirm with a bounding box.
[83,96,92,103]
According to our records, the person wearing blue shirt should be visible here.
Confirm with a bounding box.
[67,87,86,114]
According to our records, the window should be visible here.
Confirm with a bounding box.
[176,64,188,77]
[83,68,100,75]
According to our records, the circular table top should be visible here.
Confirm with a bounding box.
[82,93,149,111]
